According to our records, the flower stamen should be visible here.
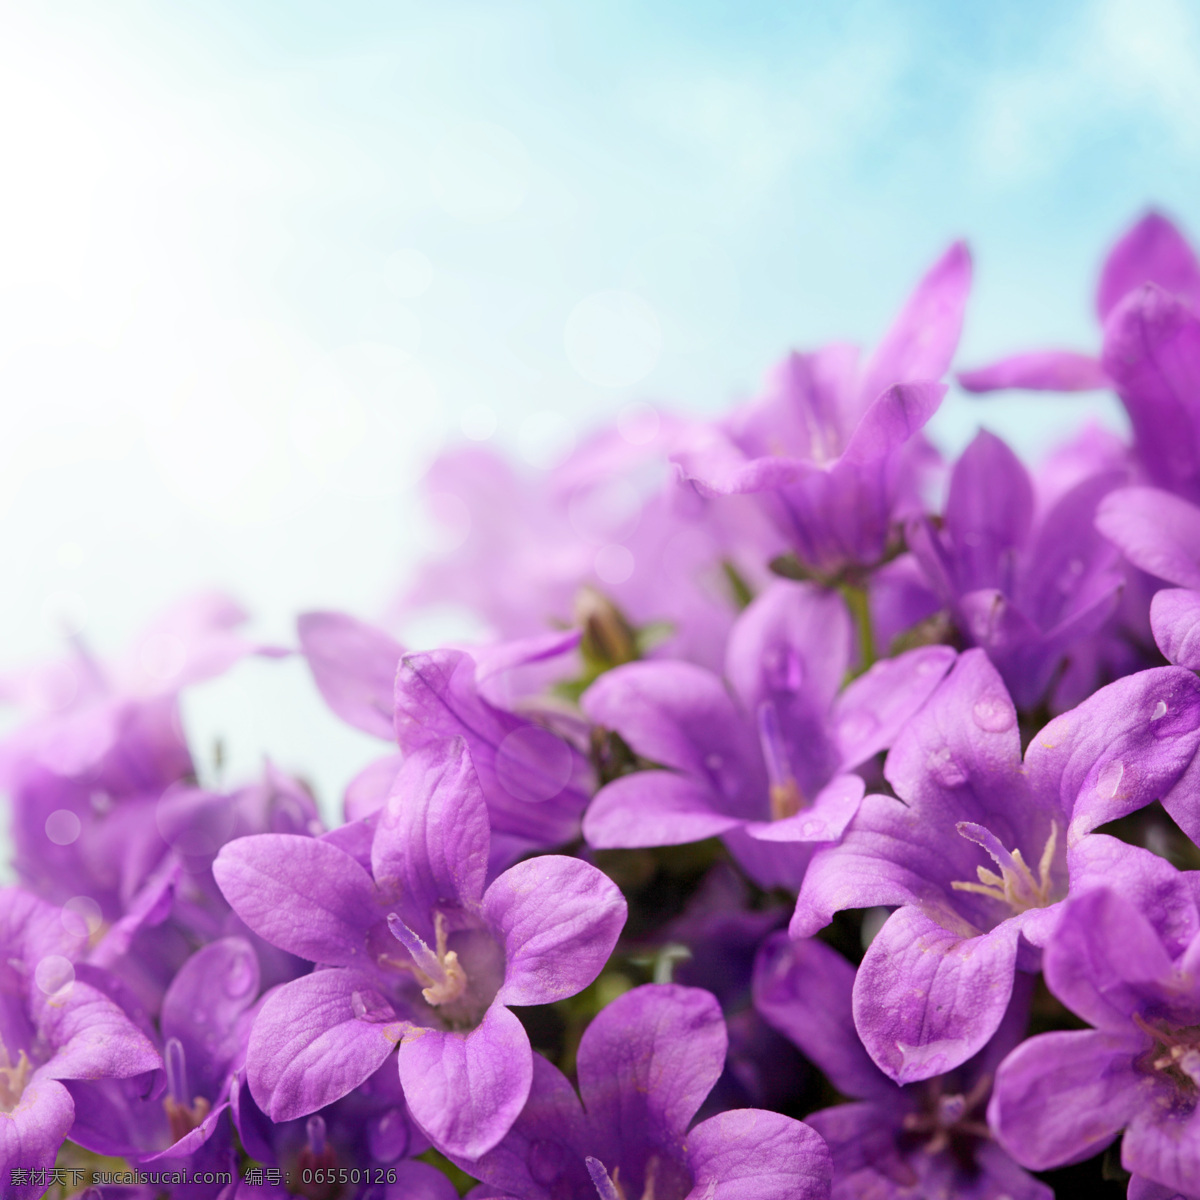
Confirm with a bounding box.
[950,821,1060,914]
[387,911,467,1007]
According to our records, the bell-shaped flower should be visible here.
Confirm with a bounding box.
[989,843,1200,1198]
[0,889,162,1197]
[754,931,1051,1200]
[456,983,831,1200]
[64,936,260,1170]
[213,740,626,1159]
[674,242,970,576]
[791,649,1200,1083]
[908,429,1125,709]
[298,611,592,865]
[582,580,954,888]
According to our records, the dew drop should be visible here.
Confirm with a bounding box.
[224,949,256,998]
[351,991,368,1021]
[704,753,724,772]
[1096,760,1125,799]
[972,695,1015,733]
[1151,700,1168,722]
[927,746,968,788]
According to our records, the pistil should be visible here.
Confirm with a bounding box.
[387,911,467,1006]
[950,821,1059,914]
[758,701,804,821]
[163,1037,211,1143]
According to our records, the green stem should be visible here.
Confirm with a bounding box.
[839,582,877,675]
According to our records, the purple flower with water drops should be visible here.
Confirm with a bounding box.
[213,739,625,1159]
[455,983,831,1200]
[791,648,1200,1083]
[907,429,1126,710]
[989,842,1200,1197]
[64,935,261,1170]
[959,210,1200,399]
[674,242,970,576]
[582,579,954,888]
[0,889,161,1198]
[754,931,1051,1200]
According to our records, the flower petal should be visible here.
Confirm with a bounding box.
[685,1108,832,1200]
[577,984,725,1148]
[372,741,490,928]
[247,969,408,1121]
[856,240,971,407]
[487,856,625,1006]
[214,834,381,967]
[584,771,746,848]
[832,645,956,770]
[989,1029,1146,1171]
[399,1001,532,1159]
[298,610,403,740]
[1096,486,1200,588]
[852,906,1020,1083]
[957,350,1107,393]
[1043,887,1180,1031]
[1151,588,1200,669]
[0,1076,75,1200]
[1025,665,1200,843]
[752,931,892,1101]
[1097,211,1200,320]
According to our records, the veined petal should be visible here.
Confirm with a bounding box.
[685,1108,832,1200]
[1151,588,1200,669]
[1097,211,1200,320]
[1096,487,1200,589]
[487,856,625,1006]
[214,834,381,967]
[852,906,1020,1083]
[399,1002,532,1159]
[247,970,409,1122]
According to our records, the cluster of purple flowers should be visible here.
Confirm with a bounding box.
[6,212,1200,1199]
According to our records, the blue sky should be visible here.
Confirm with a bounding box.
[1,0,1197,806]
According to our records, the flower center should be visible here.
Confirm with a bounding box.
[386,911,468,1007]
[0,1043,32,1113]
[297,1115,339,1199]
[585,1155,691,1200]
[163,1037,211,1143]
[900,1073,993,1158]
[950,821,1060,915]
[758,701,804,821]
[1133,1013,1200,1098]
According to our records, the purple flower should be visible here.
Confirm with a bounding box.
[394,642,594,867]
[299,610,592,864]
[457,983,831,1200]
[674,242,970,575]
[989,842,1200,1197]
[754,931,1050,1200]
[959,210,1200,398]
[213,740,626,1159]
[0,890,161,1197]
[908,429,1125,709]
[582,579,954,888]
[791,649,1200,1083]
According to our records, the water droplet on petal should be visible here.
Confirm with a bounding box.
[972,695,1015,733]
[1096,760,1125,799]
[1152,700,1168,722]
[224,949,256,998]
[705,753,723,772]
[927,746,968,788]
